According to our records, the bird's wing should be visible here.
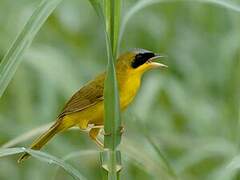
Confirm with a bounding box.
[58,74,104,118]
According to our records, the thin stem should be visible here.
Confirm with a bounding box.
[102,0,122,179]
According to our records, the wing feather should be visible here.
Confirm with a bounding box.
[58,74,105,118]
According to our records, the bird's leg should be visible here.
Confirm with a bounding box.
[89,128,104,148]
[88,124,104,129]
[88,124,111,136]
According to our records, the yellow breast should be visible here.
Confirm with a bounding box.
[119,74,141,110]
[66,73,141,129]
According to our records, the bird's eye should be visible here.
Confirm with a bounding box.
[131,52,155,68]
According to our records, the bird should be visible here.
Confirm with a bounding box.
[18,48,167,163]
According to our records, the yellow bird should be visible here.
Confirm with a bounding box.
[18,49,166,163]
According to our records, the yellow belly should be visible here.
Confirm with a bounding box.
[64,102,104,129]
[63,75,141,129]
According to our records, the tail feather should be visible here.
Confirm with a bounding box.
[18,120,64,163]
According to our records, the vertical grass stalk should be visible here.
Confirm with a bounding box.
[100,0,122,180]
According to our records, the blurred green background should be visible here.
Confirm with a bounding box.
[1,0,240,179]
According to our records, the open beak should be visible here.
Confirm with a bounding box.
[148,55,168,68]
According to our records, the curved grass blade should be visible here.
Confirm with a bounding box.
[119,0,240,43]
[52,150,98,180]
[0,147,87,180]
[25,149,87,180]
[1,124,79,148]
[1,123,52,148]
[0,0,62,98]
[0,147,25,157]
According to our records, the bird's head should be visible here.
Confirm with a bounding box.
[116,49,167,76]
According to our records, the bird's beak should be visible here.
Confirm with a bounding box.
[149,55,168,68]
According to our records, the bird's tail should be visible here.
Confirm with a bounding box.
[18,119,66,163]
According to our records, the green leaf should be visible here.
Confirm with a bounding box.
[0,147,87,180]
[0,0,62,98]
